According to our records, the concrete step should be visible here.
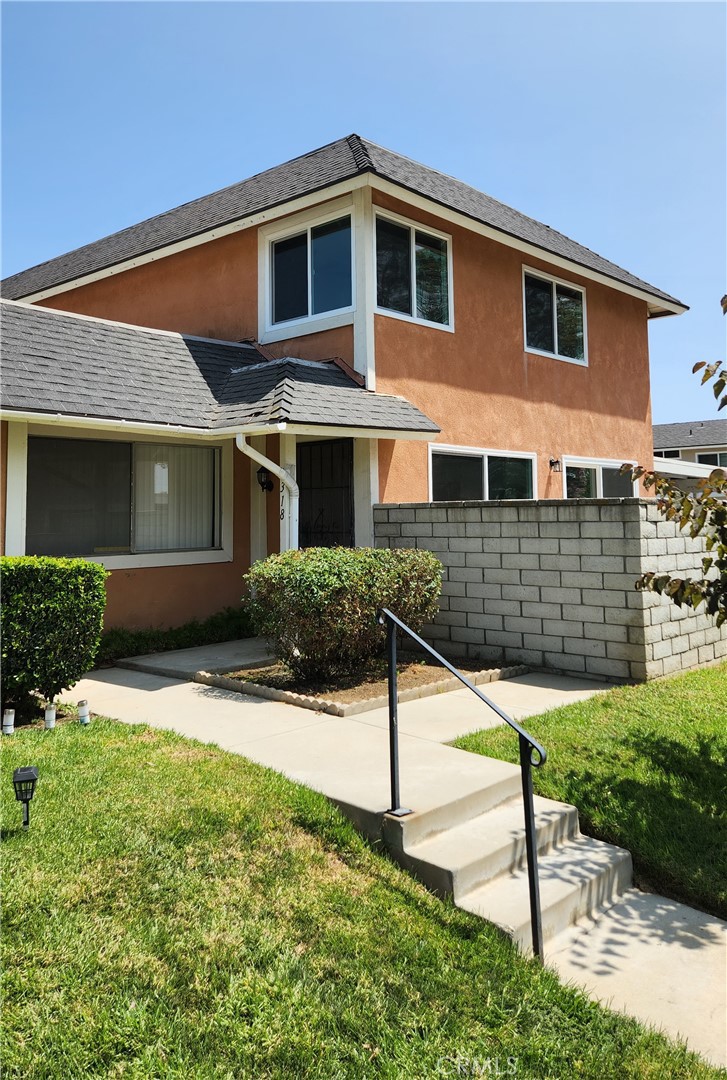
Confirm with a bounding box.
[458,835,633,952]
[399,795,579,900]
[383,755,522,851]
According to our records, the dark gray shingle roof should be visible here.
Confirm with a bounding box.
[653,419,727,450]
[0,300,438,435]
[1,135,684,310]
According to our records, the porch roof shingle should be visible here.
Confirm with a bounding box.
[0,300,439,435]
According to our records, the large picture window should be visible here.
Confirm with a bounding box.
[524,270,586,363]
[376,214,451,327]
[431,447,534,501]
[272,215,352,325]
[26,437,220,557]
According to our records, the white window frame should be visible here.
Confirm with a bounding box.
[697,451,727,467]
[10,423,233,569]
[522,266,588,367]
[260,199,356,341]
[374,208,454,333]
[561,455,638,498]
[428,443,537,501]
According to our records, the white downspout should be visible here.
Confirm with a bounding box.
[235,433,299,551]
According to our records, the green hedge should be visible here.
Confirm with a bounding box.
[96,606,253,665]
[245,547,442,682]
[1,556,107,712]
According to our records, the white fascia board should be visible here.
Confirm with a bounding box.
[1,410,218,440]
[15,175,372,305]
[368,176,687,318]
[232,422,435,441]
[656,458,717,479]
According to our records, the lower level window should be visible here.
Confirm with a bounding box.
[26,437,220,556]
[565,462,633,499]
[431,449,534,501]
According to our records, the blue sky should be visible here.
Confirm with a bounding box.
[2,1,725,424]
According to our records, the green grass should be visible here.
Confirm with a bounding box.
[2,722,720,1078]
[95,606,253,666]
[455,664,727,920]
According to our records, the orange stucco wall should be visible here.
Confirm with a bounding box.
[373,192,654,502]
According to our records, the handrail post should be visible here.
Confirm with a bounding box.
[519,733,544,961]
[385,614,411,817]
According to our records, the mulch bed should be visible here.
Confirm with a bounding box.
[222,652,494,706]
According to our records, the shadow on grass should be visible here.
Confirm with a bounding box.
[549,730,726,919]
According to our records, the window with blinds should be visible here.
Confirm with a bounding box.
[26,437,220,557]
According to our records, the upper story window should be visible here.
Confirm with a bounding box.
[376,212,452,329]
[271,215,352,326]
[654,450,681,459]
[697,451,727,467]
[523,268,587,365]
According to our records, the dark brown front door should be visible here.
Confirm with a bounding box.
[297,439,354,547]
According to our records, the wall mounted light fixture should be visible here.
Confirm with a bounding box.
[549,458,562,473]
[256,466,274,493]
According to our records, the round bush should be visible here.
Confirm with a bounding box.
[1,556,107,714]
[245,547,442,682]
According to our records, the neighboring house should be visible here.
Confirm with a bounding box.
[0,135,687,628]
[653,419,727,486]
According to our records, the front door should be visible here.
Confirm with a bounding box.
[297,438,354,547]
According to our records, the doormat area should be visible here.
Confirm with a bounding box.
[194,658,529,717]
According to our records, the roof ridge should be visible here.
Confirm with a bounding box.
[346,134,375,173]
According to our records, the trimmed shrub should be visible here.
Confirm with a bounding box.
[245,547,442,682]
[96,606,254,666]
[1,556,107,713]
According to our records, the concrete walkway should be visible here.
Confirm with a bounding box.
[61,659,726,1068]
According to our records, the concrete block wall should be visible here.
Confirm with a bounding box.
[373,499,727,682]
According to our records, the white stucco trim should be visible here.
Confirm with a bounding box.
[5,421,28,556]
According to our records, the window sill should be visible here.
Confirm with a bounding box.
[86,549,232,570]
[262,309,354,344]
[525,347,588,367]
[375,307,454,334]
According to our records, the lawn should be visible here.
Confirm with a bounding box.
[455,664,727,920]
[2,721,720,1079]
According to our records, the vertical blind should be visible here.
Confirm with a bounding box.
[134,444,218,552]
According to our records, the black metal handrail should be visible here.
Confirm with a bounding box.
[377,607,547,960]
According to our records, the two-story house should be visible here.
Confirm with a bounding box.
[0,135,686,629]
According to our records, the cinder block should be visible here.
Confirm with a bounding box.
[646,538,668,557]
[564,636,606,658]
[606,641,643,661]
[627,623,662,645]
[502,554,539,570]
[523,601,561,620]
[415,537,449,553]
[451,627,490,645]
[714,638,727,658]
[698,644,717,664]
[466,583,502,600]
[449,567,484,583]
[586,655,631,679]
[486,569,526,585]
[523,633,563,652]
[604,607,642,626]
[449,537,486,552]
[518,505,558,522]
[485,599,521,616]
[482,537,519,553]
[467,613,504,631]
[662,653,686,675]
[375,523,402,537]
[652,637,673,660]
[504,648,544,667]
[414,507,448,522]
[442,579,467,597]
[433,522,466,537]
[540,523,581,539]
[465,553,502,569]
[582,588,628,608]
[402,522,431,537]
[466,522,502,537]
[435,610,468,627]
[540,554,580,571]
[450,596,487,613]
[523,569,560,588]
[561,539,601,556]
[556,504,600,522]
[666,537,687,555]
[389,509,417,523]
[581,555,625,574]
[586,621,628,643]
[504,615,543,634]
[561,571,604,589]
[502,522,540,538]
[486,630,524,648]
[373,508,389,523]
[541,586,581,604]
[544,650,586,672]
[447,507,484,523]
[521,538,560,554]
[564,604,606,623]
[501,583,540,601]
[603,573,643,591]
[543,618,587,635]
[581,522,625,539]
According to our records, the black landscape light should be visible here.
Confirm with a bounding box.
[12,766,39,830]
[256,466,274,493]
